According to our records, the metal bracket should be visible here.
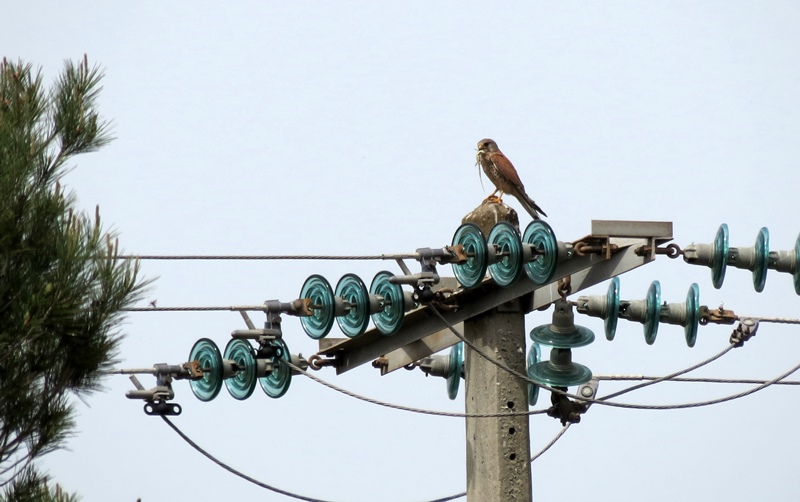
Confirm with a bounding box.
[636,242,683,259]
[144,401,182,416]
[574,238,617,259]
[699,305,737,325]
[309,354,338,370]
[122,363,196,416]
[391,247,473,306]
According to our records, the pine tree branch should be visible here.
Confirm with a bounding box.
[0,56,147,495]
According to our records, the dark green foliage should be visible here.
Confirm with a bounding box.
[0,56,148,499]
[1,468,79,502]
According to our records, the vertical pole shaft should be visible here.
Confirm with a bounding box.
[463,206,532,502]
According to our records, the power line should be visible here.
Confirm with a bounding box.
[611,362,800,410]
[120,301,800,410]
[428,306,800,411]
[122,305,269,312]
[144,285,800,500]
[117,253,418,261]
[595,375,800,386]
[165,343,800,502]
[162,416,338,502]
[120,296,800,407]
[598,343,735,402]
[162,409,572,502]
[118,298,800,327]
[739,315,800,325]
[531,424,571,463]
[286,360,548,419]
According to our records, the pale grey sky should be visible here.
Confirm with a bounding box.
[4,2,800,501]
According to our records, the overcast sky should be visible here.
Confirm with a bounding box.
[4,2,800,501]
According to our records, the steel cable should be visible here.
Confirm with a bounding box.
[427,306,798,411]
[285,360,547,418]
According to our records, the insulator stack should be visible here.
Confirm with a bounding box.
[578,279,701,347]
[298,271,416,339]
[188,337,297,401]
[527,300,594,388]
[451,220,571,289]
[683,225,800,294]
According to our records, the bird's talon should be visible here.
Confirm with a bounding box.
[482,195,504,205]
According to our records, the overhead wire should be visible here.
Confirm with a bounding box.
[531,424,571,463]
[738,315,800,325]
[427,306,800,411]
[284,360,547,418]
[114,231,800,499]
[122,305,272,312]
[117,253,418,261]
[158,321,800,502]
[146,288,799,500]
[598,343,735,402]
[595,375,800,386]
[161,406,573,502]
[291,362,800,414]
[161,416,338,502]
[120,301,799,410]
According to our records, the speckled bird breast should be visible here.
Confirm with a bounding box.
[479,155,505,188]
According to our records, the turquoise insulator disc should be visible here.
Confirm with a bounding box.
[259,338,292,399]
[530,324,595,348]
[487,222,523,287]
[522,220,558,285]
[753,227,769,293]
[527,342,541,406]
[189,338,223,402]
[644,281,661,345]
[794,234,800,295]
[451,223,488,289]
[712,224,729,289]
[335,274,370,338]
[223,339,257,400]
[299,274,336,340]
[604,277,621,341]
[684,283,700,348]
[369,271,405,335]
[446,342,463,400]
[528,360,593,387]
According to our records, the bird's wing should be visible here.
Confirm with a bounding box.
[491,151,526,189]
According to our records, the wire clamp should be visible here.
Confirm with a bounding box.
[546,387,588,426]
[730,318,759,347]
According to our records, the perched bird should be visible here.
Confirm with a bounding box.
[475,138,547,219]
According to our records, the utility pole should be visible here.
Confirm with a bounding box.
[463,204,532,501]
[314,214,671,499]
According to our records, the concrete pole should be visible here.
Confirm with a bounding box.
[463,203,532,502]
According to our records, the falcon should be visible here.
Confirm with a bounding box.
[475,138,547,219]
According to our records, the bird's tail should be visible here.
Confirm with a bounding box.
[518,193,547,220]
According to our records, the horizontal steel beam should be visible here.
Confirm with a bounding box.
[591,219,673,239]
